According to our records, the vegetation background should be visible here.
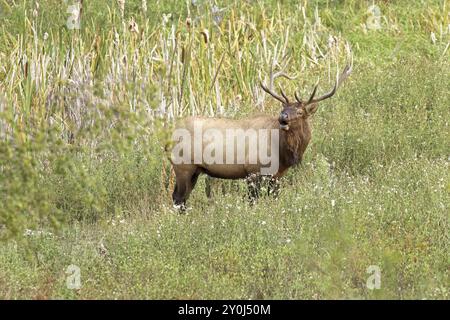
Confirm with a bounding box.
[0,0,448,299]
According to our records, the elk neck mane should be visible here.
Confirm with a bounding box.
[274,117,311,167]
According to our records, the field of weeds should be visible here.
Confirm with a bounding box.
[0,0,448,299]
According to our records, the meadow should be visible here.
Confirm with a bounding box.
[0,0,448,299]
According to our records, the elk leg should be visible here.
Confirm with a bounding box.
[172,168,201,212]
[246,174,261,204]
[172,181,187,211]
[189,171,200,193]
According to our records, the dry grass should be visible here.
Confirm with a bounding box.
[0,0,448,299]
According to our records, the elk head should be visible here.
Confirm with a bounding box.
[261,64,352,131]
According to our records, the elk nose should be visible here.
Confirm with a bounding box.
[279,112,289,123]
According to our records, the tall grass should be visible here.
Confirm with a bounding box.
[0,0,448,299]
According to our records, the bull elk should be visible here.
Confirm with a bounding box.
[168,64,352,210]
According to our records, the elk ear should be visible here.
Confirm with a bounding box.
[305,103,319,116]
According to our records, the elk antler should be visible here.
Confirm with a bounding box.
[301,64,352,106]
[261,61,296,105]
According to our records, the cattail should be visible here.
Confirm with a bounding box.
[32,1,39,17]
[117,0,125,18]
[129,17,139,34]
[201,29,209,44]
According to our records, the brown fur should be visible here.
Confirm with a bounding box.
[168,107,312,209]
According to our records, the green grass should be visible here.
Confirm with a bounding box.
[0,0,449,299]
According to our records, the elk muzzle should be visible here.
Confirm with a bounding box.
[278,111,290,131]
